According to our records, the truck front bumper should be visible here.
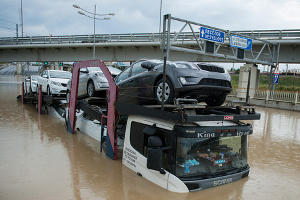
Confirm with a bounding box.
[182,166,250,191]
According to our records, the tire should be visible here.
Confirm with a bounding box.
[205,95,226,107]
[47,85,51,96]
[87,81,95,97]
[155,78,174,105]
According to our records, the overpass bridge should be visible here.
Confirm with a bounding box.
[0,30,300,63]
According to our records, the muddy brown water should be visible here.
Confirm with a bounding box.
[0,76,300,200]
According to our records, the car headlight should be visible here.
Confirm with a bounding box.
[224,69,232,81]
[179,77,197,85]
[51,81,61,86]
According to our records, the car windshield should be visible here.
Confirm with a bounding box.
[176,136,248,178]
[49,71,71,79]
[175,63,199,70]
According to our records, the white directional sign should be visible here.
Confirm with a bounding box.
[200,27,225,44]
[230,34,253,50]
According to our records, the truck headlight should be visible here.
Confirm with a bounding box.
[51,81,61,86]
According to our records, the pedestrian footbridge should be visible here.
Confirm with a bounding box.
[0,30,300,63]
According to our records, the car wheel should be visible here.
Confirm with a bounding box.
[155,78,174,104]
[47,86,51,96]
[87,81,95,97]
[205,95,227,107]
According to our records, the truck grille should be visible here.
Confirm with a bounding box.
[199,78,232,88]
[197,64,225,73]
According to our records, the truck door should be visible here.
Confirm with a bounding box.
[123,120,173,190]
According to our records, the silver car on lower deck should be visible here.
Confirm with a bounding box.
[67,66,121,100]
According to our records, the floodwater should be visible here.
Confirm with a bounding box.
[1,76,300,200]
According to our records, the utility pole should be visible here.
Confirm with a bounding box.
[93,4,96,59]
[16,24,18,39]
[159,0,162,33]
[73,4,114,59]
[21,0,23,37]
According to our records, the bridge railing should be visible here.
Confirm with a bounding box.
[232,29,300,40]
[1,30,300,45]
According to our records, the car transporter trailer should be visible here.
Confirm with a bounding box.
[17,13,284,192]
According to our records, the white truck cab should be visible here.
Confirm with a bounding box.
[122,114,252,193]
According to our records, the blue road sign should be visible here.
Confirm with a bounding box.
[230,34,253,50]
[200,27,225,44]
[273,73,279,84]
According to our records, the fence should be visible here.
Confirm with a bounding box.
[230,88,299,104]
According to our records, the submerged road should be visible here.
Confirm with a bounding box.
[0,76,300,200]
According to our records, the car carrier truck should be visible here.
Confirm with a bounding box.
[66,60,260,193]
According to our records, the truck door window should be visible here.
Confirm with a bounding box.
[130,122,145,155]
[130,121,173,171]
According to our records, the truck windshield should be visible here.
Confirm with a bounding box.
[176,136,248,178]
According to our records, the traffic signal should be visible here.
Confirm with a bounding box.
[59,62,63,66]
[44,61,48,65]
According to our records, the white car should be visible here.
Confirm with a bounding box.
[37,70,72,96]
[25,75,38,93]
[67,66,121,99]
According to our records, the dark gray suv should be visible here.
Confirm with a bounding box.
[115,60,232,106]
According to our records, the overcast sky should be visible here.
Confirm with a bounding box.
[1,0,300,37]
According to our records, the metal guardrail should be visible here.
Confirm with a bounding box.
[230,88,299,104]
[1,30,300,45]
[254,89,299,104]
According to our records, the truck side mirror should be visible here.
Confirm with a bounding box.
[143,125,157,136]
[147,136,165,174]
[147,148,162,171]
[148,136,162,147]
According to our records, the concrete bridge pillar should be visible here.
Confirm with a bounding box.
[237,64,260,99]
[16,62,23,75]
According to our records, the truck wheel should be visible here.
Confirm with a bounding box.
[205,95,226,106]
[155,78,174,104]
[87,81,95,97]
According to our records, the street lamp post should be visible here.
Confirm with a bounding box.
[73,4,114,59]
[159,0,162,33]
